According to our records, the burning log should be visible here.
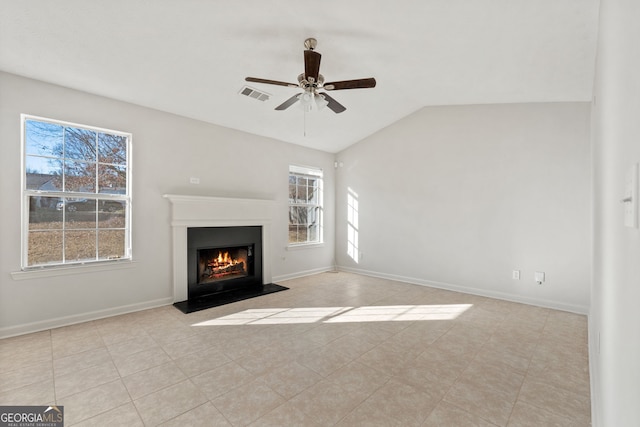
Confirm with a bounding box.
[200,250,247,281]
[211,261,245,276]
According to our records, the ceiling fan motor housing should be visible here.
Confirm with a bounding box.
[298,73,324,92]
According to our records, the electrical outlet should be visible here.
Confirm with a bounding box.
[512,270,520,280]
[189,177,200,185]
[535,271,545,284]
[623,163,638,228]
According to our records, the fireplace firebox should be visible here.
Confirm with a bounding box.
[187,226,263,300]
[197,245,253,284]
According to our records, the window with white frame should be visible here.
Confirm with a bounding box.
[22,115,131,268]
[288,165,323,245]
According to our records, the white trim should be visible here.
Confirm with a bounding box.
[338,266,590,315]
[588,313,600,427]
[273,266,335,282]
[163,194,274,205]
[21,114,132,138]
[289,164,323,176]
[163,194,275,303]
[0,296,172,339]
[286,242,325,251]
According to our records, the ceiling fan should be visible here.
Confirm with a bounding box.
[245,38,376,114]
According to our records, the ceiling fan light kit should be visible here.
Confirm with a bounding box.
[245,38,376,114]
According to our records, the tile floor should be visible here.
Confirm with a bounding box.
[0,272,591,426]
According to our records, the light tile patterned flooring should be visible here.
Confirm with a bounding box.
[0,272,591,426]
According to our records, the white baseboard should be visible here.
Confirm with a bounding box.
[338,266,590,315]
[272,266,336,283]
[0,297,173,339]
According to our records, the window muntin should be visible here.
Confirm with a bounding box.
[288,165,323,245]
[22,115,131,268]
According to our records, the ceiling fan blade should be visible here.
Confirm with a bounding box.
[320,93,346,114]
[324,78,377,91]
[304,50,321,82]
[275,93,301,110]
[245,77,298,88]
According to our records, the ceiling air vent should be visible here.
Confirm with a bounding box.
[239,86,270,102]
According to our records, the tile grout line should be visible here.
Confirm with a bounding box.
[503,309,551,427]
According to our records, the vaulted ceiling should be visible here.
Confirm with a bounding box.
[0,0,600,153]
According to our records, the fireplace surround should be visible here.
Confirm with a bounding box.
[164,194,287,312]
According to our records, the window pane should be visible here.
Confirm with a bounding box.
[308,223,318,242]
[28,230,63,266]
[98,133,127,165]
[290,206,309,225]
[25,156,63,190]
[64,126,96,161]
[65,230,96,261]
[98,230,125,260]
[65,160,96,192]
[296,185,307,203]
[98,206,125,228]
[25,120,63,157]
[63,198,97,229]
[289,183,296,203]
[308,184,318,204]
[29,196,62,230]
[98,164,126,194]
[288,225,299,243]
[300,206,316,225]
[289,225,308,243]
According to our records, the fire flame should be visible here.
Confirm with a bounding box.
[201,249,247,282]
[212,251,238,268]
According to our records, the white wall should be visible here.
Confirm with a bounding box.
[335,103,591,313]
[590,0,640,425]
[0,72,335,337]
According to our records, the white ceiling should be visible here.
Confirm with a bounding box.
[0,0,600,153]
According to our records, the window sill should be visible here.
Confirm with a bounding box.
[11,260,137,281]
[287,242,325,251]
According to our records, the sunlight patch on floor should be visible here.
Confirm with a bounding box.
[191,304,472,326]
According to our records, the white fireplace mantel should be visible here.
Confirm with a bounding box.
[163,194,274,302]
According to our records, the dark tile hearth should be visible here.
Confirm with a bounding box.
[173,283,289,314]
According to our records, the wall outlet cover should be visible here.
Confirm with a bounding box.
[623,163,639,228]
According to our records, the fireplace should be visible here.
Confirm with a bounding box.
[187,226,262,300]
[164,194,288,313]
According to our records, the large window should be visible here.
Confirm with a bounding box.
[288,165,323,245]
[22,115,131,268]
